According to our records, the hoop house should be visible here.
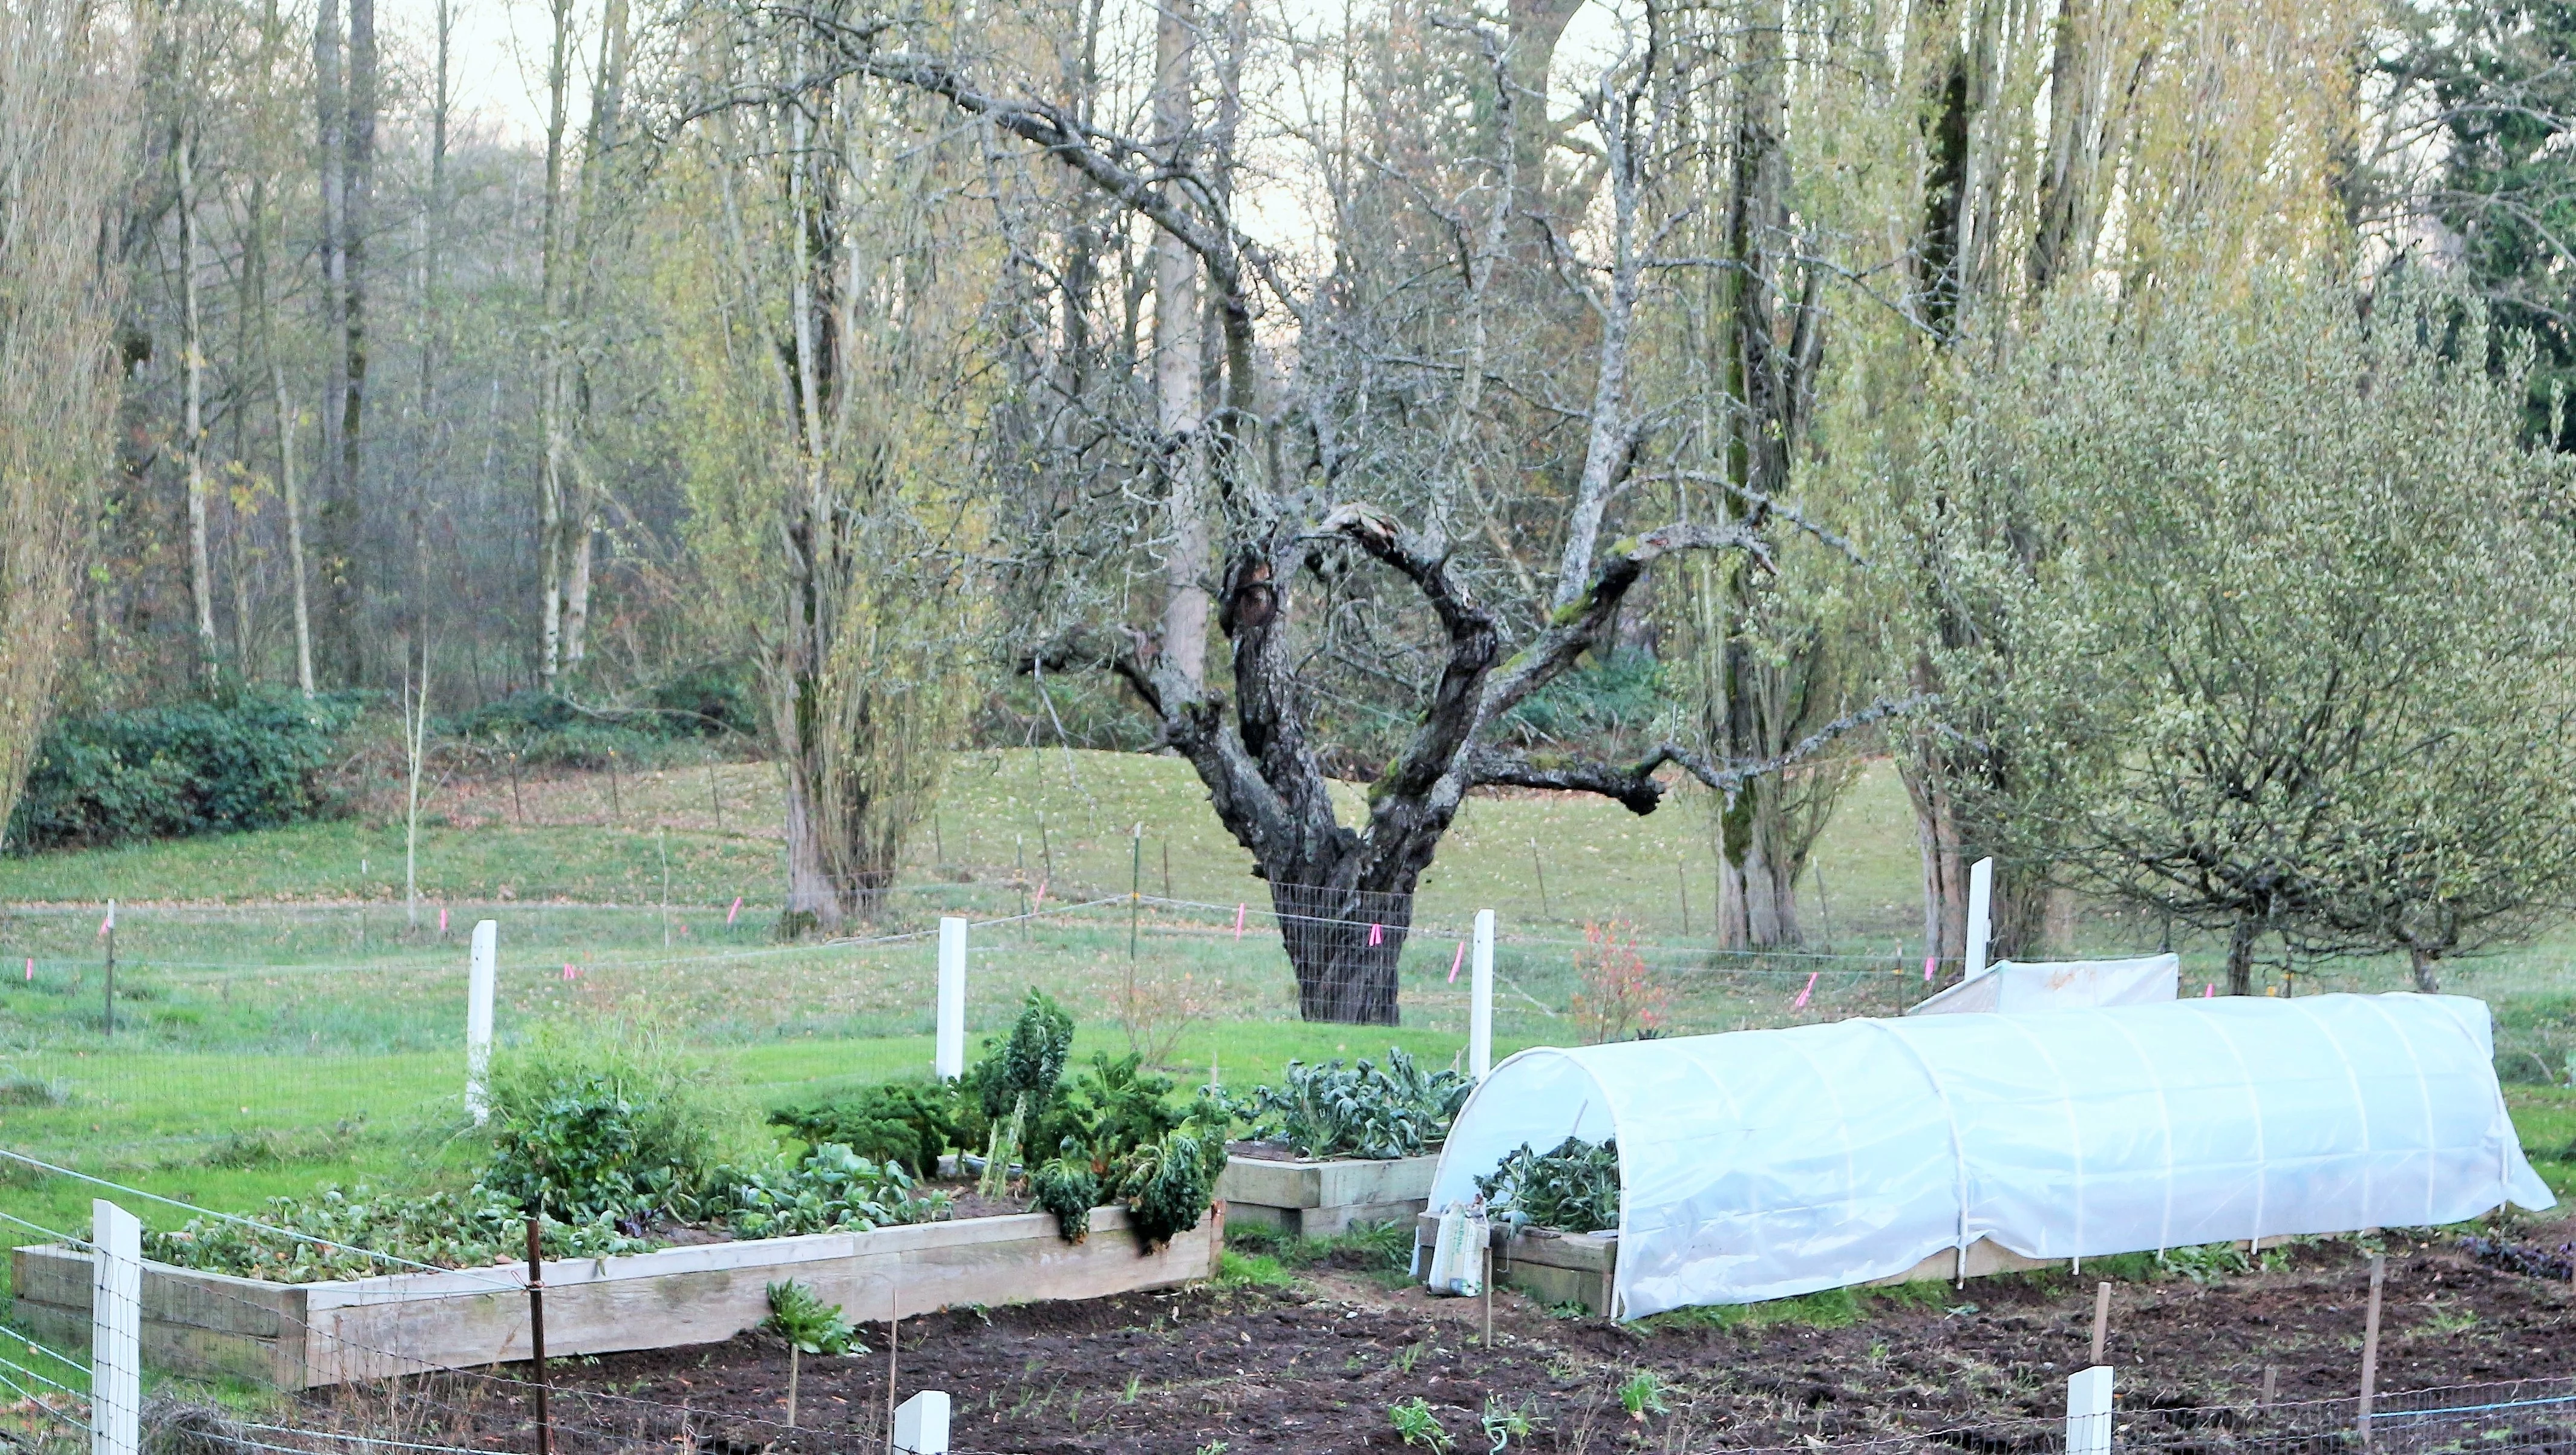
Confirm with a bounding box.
[1430,994,2552,1318]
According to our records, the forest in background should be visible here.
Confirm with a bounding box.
[12,0,2576,1020]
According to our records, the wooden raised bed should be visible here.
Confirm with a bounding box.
[1408,1215,2061,1318]
[14,1205,1221,1390]
[1217,1153,1438,1238]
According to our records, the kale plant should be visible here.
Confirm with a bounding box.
[724,1143,952,1238]
[1230,1047,1471,1159]
[1474,1136,1620,1233]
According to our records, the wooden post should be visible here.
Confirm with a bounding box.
[1528,840,1550,919]
[508,751,525,824]
[2090,1281,2111,1366]
[1677,862,1690,937]
[1162,840,1171,899]
[99,900,115,1038]
[467,921,497,1123]
[708,760,722,832]
[659,829,672,950]
[787,1344,800,1430]
[2261,1365,2277,1409]
[1469,911,1494,1081]
[2359,1253,2384,1447]
[1482,1241,1493,1348]
[935,919,966,1081]
[523,1214,553,1455]
[1128,824,1142,960]
[884,1296,900,1455]
[607,748,622,822]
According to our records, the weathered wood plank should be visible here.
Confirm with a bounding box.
[22,1208,1222,1390]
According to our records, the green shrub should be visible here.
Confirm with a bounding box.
[765,1280,859,1355]
[1476,1136,1620,1234]
[7,690,364,851]
[770,1078,958,1177]
[646,663,759,739]
[1227,1047,1470,1160]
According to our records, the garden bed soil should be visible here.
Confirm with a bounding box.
[371,1218,2576,1455]
[1219,1145,1439,1238]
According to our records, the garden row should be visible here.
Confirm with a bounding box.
[18,993,1621,1387]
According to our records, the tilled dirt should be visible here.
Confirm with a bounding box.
[416,1221,2576,1455]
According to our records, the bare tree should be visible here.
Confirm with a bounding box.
[757,1,1904,1020]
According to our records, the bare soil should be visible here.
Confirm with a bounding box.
[423,1216,2576,1455]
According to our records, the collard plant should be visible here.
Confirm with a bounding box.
[1228,1047,1471,1159]
[764,1279,860,1428]
[1476,1136,1621,1234]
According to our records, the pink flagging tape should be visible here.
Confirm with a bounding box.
[1923,955,1936,982]
[1793,971,1818,1010]
[1448,940,1466,983]
[2203,982,2215,998]
[727,896,742,926]
[22,958,29,982]
[1367,923,1384,947]
[562,963,578,981]
[1234,904,1246,940]
[439,906,449,934]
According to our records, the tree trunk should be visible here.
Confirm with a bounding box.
[1153,0,1209,690]
[1269,878,1412,1026]
[313,0,346,677]
[326,0,375,683]
[2407,946,2439,995]
[274,362,315,696]
[535,0,572,692]
[177,128,218,691]
[1915,0,1973,335]
[2226,914,2258,996]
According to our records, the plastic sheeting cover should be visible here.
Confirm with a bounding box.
[1431,993,2553,1319]
[1907,953,2179,1016]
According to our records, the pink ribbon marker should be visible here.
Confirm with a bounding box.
[1367,923,1384,947]
[1923,955,1936,982]
[97,907,113,939]
[2203,982,2215,998]
[727,896,743,926]
[439,906,449,934]
[1233,904,1246,940]
[22,958,30,983]
[1448,940,1466,983]
[1793,971,1817,1009]
[562,963,578,981]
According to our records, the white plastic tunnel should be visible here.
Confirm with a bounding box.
[1429,993,2554,1319]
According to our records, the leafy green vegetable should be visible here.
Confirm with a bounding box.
[1228,1047,1470,1160]
[143,1184,650,1283]
[1475,1136,1620,1234]
[724,1143,951,1238]
[764,1279,860,1355]
[770,1077,959,1176]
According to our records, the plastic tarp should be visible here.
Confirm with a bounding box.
[1430,993,2553,1319]
[1907,953,2179,1016]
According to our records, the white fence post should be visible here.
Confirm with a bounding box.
[466,920,497,1123]
[892,1390,951,1454]
[2065,1365,2113,1455]
[1964,857,1995,981]
[935,918,967,1081]
[1469,910,1495,1081]
[90,1199,140,1455]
